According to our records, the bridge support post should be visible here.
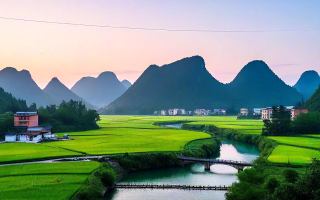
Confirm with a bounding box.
[237,166,244,173]
[204,163,211,171]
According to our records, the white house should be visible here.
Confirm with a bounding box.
[240,108,248,116]
[5,133,17,142]
[5,126,56,143]
[213,109,226,115]
[195,109,211,116]
[161,110,167,116]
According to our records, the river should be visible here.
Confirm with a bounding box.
[105,138,261,200]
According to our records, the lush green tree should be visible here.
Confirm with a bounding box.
[292,112,320,135]
[38,100,100,132]
[262,105,292,136]
[265,176,280,193]
[283,169,299,183]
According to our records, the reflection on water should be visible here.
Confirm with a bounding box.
[105,139,260,200]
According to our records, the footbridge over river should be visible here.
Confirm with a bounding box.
[178,156,254,171]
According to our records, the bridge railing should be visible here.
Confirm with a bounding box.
[178,156,253,166]
[113,183,229,190]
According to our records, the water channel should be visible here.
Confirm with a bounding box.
[105,138,261,200]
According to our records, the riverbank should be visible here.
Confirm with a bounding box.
[180,121,320,200]
[72,137,220,200]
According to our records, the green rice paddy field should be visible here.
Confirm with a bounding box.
[0,162,100,200]
[0,115,263,163]
[1,115,320,199]
[1,115,320,166]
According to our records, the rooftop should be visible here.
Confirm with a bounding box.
[15,112,38,116]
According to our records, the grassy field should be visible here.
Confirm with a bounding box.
[0,162,100,200]
[268,136,320,149]
[0,162,100,177]
[268,145,320,165]
[185,138,217,149]
[45,128,211,154]
[1,115,319,167]
[0,143,82,163]
[1,115,320,199]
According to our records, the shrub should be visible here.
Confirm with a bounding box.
[283,169,299,183]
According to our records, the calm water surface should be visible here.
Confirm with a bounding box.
[105,139,260,200]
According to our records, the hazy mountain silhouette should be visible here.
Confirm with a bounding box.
[71,71,127,107]
[294,70,320,101]
[0,67,58,107]
[43,77,97,109]
[104,57,303,114]
[228,60,303,107]
[104,56,231,114]
[305,85,320,112]
[121,80,132,89]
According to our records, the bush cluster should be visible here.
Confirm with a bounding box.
[112,139,220,172]
[76,163,117,200]
[226,159,320,200]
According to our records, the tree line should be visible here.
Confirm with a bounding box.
[37,100,100,132]
[0,97,100,138]
[262,105,320,136]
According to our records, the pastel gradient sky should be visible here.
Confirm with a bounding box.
[0,0,319,89]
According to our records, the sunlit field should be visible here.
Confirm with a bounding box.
[0,162,100,200]
[1,115,319,167]
[268,136,320,149]
[268,145,320,165]
[0,143,82,163]
[45,115,261,154]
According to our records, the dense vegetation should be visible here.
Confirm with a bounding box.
[305,85,320,112]
[104,57,302,115]
[262,105,292,136]
[0,87,29,138]
[262,105,320,136]
[75,162,117,200]
[113,138,220,172]
[38,100,100,133]
[0,87,28,113]
[226,159,320,200]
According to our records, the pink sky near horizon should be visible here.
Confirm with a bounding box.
[0,0,319,89]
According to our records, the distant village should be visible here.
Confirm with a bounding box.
[155,106,308,120]
[4,112,70,143]
[154,109,226,116]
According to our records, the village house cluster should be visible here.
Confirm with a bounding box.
[5,111,57,143]
[155,108,227,116]
[240,106,308,120]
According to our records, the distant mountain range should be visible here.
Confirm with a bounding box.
[294,70,320,101]
[103,56,304,114]
[71,71,127,107]
[1,57,317,114]
[43,77,96,109]
[121,80,132,89]
[0,67,58,107]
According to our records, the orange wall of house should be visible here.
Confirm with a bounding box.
[14,115,38,127]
